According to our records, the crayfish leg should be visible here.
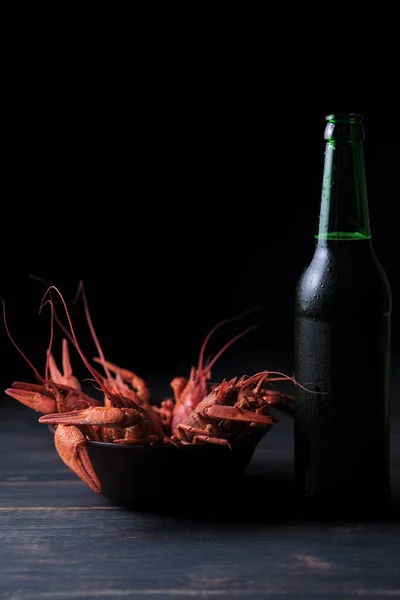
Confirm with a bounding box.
[113,434,160,445]
[193,435,231,447]
[176,424,231,447]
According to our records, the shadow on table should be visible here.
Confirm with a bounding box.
[114,469,400,527]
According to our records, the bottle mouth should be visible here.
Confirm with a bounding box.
[326,114,363,124]
[324,114,365,141]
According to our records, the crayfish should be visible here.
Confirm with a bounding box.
[2,283,298,494]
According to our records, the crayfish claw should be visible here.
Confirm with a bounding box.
[48,339,81,391]
[39,407,130,427]
[54,424,101,493]
[5,383,57,414]
[203,404,275,425]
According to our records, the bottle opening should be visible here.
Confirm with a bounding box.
[326,114,363,124]
[324,114,365,142]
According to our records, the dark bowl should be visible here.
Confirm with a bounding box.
[86,428,268,510]
[47,424,268,510]
[49,423,270,510]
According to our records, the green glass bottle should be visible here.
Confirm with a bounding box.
[294,114,392,515]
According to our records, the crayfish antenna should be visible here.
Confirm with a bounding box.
[197,306,261,373]
[30,275,74,344]
[203,324,258,374]
[73,280,113,383]
[40,296,56,383]
[1,296,45,385]
[242,370,328,395]
[30,275,107,385]
[39,286,111,400]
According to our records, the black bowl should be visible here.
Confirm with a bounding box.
[49,425,269,510]
[86,429,268,510]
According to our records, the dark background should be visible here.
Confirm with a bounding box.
[1,86,398,392]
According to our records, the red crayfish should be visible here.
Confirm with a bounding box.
[3,284,298,494]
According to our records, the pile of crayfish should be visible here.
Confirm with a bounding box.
[2,283,296,494]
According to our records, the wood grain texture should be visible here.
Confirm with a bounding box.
[1,389,400,600]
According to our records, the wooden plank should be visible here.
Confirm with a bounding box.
[1,509,400,599]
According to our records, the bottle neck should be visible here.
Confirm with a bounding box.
[316,122,371,245]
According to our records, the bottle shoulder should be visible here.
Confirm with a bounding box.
[295,242,392,318]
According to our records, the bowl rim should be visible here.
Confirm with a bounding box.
[86,439,228,450]
[48,424,264,452]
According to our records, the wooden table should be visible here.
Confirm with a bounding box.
[1,371,400,600]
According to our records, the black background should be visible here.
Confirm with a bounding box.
[1,81,398,390]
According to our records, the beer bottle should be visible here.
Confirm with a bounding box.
[294,113,392,515]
